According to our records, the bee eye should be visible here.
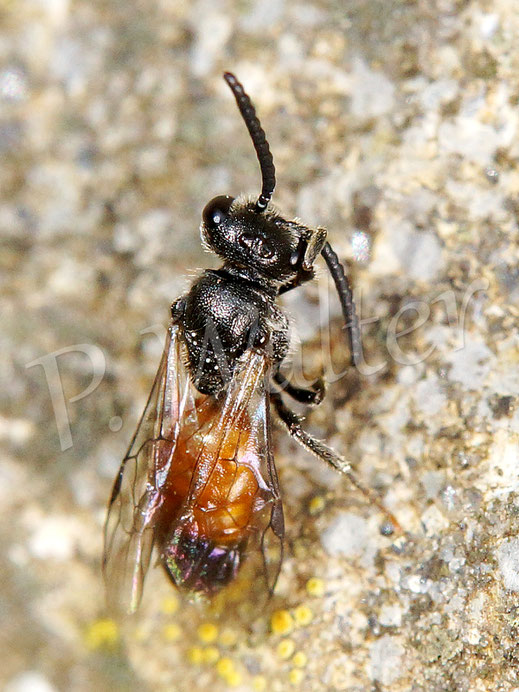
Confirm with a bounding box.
[202,195,235,229]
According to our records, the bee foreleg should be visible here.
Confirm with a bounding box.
[171,297,186,323]
[273,370,325,405]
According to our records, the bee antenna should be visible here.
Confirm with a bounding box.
[223,72,276,212]
[321,242,362,367]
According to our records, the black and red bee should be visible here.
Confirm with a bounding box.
[103,72,396,614]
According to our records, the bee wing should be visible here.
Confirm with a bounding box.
[167,345,284,607]
[103,324,193,614]
[234,352,285,596]
[104,323,285,615]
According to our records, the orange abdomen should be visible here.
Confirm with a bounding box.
[156,400,261,548]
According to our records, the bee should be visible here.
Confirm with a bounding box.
[103,72,396,615]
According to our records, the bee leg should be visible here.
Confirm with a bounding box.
[278,267,314,295]
[271,392,401,533]
[273,370,325,405]
[171,297,186,323]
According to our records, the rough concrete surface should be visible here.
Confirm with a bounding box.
[2,1,519,690]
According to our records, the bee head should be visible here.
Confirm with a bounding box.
[201,195,326,283]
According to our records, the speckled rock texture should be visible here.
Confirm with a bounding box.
[2,1,519,691]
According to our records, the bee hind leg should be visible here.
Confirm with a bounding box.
[271,392,401,534]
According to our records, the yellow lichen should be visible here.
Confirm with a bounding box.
[197,622,219,643]
[277,639,296,660]
[215,657,242,687]
[84,618,119,650]
[292,651,308,668]
[252,675,267,691]
[305,577,325,597]
[271,609,294,635]
[225,670,242,687]
[216,657,235,677]
[201,645,220,664]
[289,668,304,685]
[162,623,182,642]
[187,647,204,665]
[293,604,313,626]
[309,495,325,514]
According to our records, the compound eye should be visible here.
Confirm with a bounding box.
[202,195,234,229]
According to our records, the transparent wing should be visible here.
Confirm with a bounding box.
[103,323,285,615]
[158,345,285,604]
[103,324,193,614]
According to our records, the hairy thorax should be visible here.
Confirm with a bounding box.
[178,270,289,394]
